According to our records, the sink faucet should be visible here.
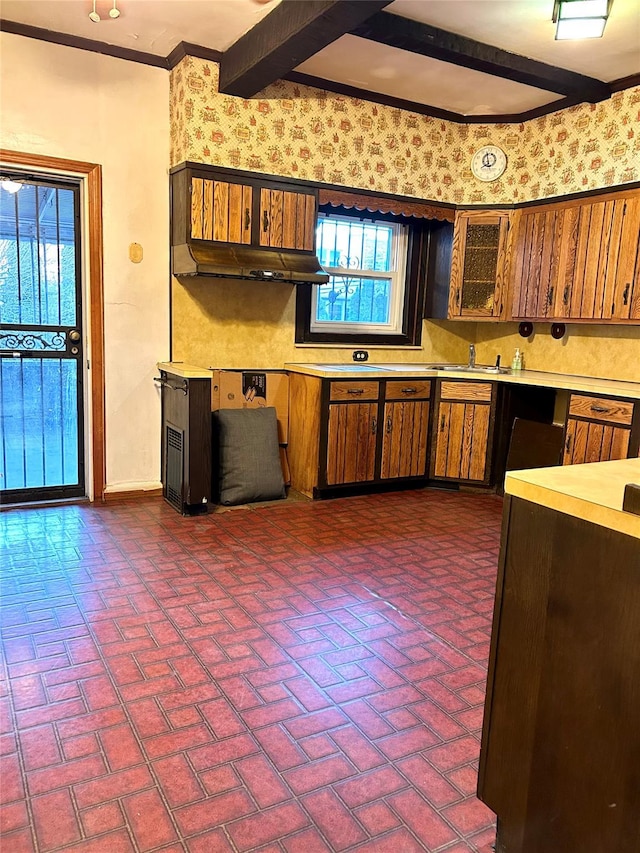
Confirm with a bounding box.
[468,344,476,368]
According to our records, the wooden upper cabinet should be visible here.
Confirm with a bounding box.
[259,188,316,251]
[190,177,252,245]
[171,163,321,257]
[510,188,640,323]
[448,211,510,320]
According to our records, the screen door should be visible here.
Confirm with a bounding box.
[0,175,85,503]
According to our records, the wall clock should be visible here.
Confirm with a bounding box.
[471,145,507,182]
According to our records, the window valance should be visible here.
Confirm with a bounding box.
[318,188,454,222]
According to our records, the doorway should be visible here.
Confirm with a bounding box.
[0,174,85,503]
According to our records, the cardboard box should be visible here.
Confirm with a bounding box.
[210,369,289,445]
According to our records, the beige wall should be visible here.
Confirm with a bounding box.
[0,33,170,493]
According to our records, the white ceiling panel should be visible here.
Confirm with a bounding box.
[389,0,640,82]
[295,35,561,115]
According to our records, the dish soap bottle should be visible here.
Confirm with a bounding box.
[511,348,523,371]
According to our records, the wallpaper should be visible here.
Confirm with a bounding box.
[169,55,640,206]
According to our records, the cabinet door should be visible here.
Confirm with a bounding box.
[511,209,556,319]
[259,188,316,251]
[604,196,640,321]
[381,400,430,479]
[191,177,252,244]
[431,382,493,483]
[326,402,377,485]
[563,418,631,464]
[449,212,509,318]
[563,394,634,464]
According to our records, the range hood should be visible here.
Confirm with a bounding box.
[172,242,329,285]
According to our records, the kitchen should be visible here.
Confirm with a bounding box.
[1,1,640,851]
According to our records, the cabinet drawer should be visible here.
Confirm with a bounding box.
[440,381,492,402]
[385,380,431,400]
[568,394,634,426]
[330,381,379,402]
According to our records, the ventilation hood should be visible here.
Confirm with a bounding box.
[172,242,329,285]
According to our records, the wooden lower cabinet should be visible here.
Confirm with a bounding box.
[326,401,377,485]
[287,373,432,497]
[563,393,637,464]
[381,379,431,480]
[431,380,497,484]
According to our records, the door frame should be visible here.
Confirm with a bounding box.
[1,149,106,501]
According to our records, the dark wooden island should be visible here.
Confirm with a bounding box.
[479,458,640,853]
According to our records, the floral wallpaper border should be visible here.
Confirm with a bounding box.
[170,56,640,207]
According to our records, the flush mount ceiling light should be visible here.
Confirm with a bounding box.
[0,178,23,193]
[553,0,613,39]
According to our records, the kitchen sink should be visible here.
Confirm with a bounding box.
[427,364,511,374]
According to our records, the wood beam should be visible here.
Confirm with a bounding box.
[351,11,611,102]
[219,0,393,98]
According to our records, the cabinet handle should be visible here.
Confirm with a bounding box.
[263,210,269,232]
[623,283,630,305]
[565,433,572,453]
[547,287,554,306]
[347,388,364,395]
[440,415,445,432]
[386,416,392,434]
[455,288,460,306]
[371,417,377,434]
[244,208,250,230]
[563,285,569,305]
[401,387,418,394]
[590,405,610,413]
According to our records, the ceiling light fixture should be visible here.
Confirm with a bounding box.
[553,0,613,40]
[0,178,23,194]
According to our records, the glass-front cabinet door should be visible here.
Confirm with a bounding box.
[448,211,510,319]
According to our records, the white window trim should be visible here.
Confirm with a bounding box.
[311,219,409,336]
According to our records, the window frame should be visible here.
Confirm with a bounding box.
[295,207,429,347]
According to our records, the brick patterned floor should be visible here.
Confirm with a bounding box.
[0,488,502,852]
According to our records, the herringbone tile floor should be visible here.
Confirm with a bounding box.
[0,488,502,852]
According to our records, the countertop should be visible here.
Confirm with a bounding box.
[284,363,640,400]
[505,458,640,540]
[157,362,213,379]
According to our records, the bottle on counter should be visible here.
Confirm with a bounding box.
[511,348,523,371]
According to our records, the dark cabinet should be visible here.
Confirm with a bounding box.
[158,369,211,514]
[479,491,640,853]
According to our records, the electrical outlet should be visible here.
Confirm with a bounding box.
[353,350,369,362]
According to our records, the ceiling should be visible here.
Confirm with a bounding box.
[2,0,639,121]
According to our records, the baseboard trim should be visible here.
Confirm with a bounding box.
[102,488,163,502]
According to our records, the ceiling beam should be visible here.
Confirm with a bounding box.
[351,11,611,102]
[219,0,393,98]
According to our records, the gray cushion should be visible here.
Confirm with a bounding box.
[214,407,285,506]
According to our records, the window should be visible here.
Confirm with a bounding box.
[296,208,428,346]
[312,215,408,335]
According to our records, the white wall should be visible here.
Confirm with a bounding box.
[0,33,170,493]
